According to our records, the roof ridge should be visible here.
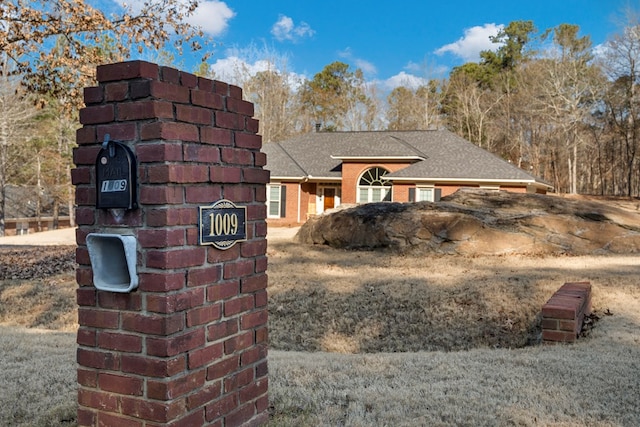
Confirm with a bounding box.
[273,142,309,176]
[388,135,430,160]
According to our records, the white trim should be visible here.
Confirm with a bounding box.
[266,184,282,218]
[331,155,425,161]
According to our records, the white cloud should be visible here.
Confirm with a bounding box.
[338,48,377,75]
[187,1,235,36]
[271,15,315,42]
[111,0,235,36]
[208,53,305,90]
[381,72,428,90]
[435,23,504,62]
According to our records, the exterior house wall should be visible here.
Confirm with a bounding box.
[341,162,413,204]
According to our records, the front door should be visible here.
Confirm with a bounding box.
[323,188,336,211]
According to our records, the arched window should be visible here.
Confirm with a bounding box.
[357,167,392,203]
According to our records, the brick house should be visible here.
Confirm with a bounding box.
[262,130,552,225]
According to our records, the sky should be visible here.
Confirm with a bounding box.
[100,0,637,90]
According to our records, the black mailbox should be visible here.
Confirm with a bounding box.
[96,136,138,210]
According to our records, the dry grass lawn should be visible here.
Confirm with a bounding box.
[1,237,640,426]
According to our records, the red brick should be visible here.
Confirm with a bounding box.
[229,84,242,99]
[207,355,240,381]
[77,408,97,427]
[166,409,206,427]
[254,290,267,308]
[140,121,199,142]
[240,344,267,367]
[243,168,270,184]
[97,122,137,142]
[255,327,268,344]
[138,228,185,248]
[176,104,214,125]
[77,368,98,387]
[188,342,224,369]
[240,310,268,330]
[235,132,261,149]
[223,259,255,280]
[213,80,229,96]
[185,185,223,203]
[160,65,180,83]
[147,370,206,400]
[99,372,144,396]
[559,319,579,332]
[187,381,222,410]
[78,388,119,412]
[224,367,254,393]
[225,402,256,427]
[97,412,143,427]
[97,331,143,353]
[255,360,268,378]
[98,291,142,310]
[76,267,94,286]
[223,186,253,202]
[120,396,183,423]
[187,304,222,327]
[207,280,239,302]
[77,348,120,370]
[138,272,186,292]
[120,354,186,378]
[240,240,267,259]
[246,117,260,134]
[77,287,97,306]
[188,265,222,287]
[205,393,238,422]
[117,100,174,121]
[84,86,103,104]
[136,143,183,162]
[146,208,195,227]
[224,331,254,355]
[221,147,253,165]
[208,319,239,341]
[139,185,184,205]
[150,80,190,103]
[80,104,115,124]
[224,295,254,317]
[76,126,97,145]
[181,71,198,88]
[147,328,206,357]
[146,247,206,269]
[210,166,241,183]
[192,89,224,109]
[227,97,254,116]
[78,308,119,329]
[121,312,184,335]
[541,301,577,320]
[255,256,267,274]
[77,328,97,347]
[147,288,205,314]
[184,144,220,163]
[238,378,268,404]
[96,61,159,82]
[215,111,240,130]
[541,318,558,330]
[254,151,267,167]
[75,187,96,206]
[202,127,232,145]
[105,82,129,101]
[73,146,102,165]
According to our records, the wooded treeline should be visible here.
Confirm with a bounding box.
[0,1,639,236]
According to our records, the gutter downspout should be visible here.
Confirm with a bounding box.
[299,176,310,224]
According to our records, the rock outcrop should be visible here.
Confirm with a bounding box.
[295,189,640,255]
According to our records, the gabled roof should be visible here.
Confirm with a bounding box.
[262,130,552,189]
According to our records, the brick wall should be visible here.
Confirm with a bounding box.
[541,282,592,343]
[73,60,269,426]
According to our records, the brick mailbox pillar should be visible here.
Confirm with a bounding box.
[72,61,269,426]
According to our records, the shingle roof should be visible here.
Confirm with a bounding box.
[262,130,550,187]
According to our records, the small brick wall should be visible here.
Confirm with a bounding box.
[541,282,592,343]
[73,60,269,426]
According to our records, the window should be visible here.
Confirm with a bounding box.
[267,184,286,218]
[416,187,434,202]
[357,167,392,203]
